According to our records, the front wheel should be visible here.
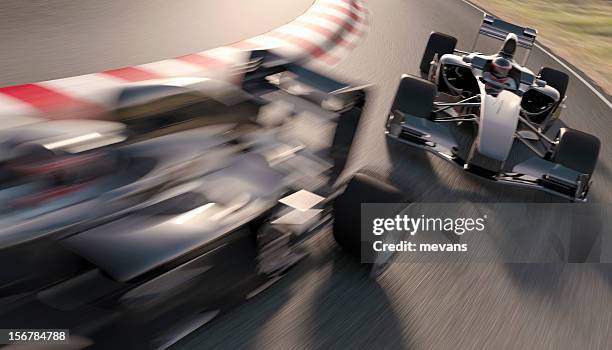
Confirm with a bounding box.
[550,128,600,176]
[390,75,437,121]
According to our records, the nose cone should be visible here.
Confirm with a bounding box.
[477,89,522,161]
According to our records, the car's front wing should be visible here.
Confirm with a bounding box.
[386,114,590,201]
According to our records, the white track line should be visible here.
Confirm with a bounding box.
[461,0,612,110]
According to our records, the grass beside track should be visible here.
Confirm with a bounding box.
[469,0,611,95]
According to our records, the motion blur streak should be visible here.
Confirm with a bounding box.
[102,67,162,82]
[0,45,370,348]
[0,84,105,118]
[0,0,368,123]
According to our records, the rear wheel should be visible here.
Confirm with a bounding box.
[551,128,600,176]
[332,171,406,268]
[419,32,457,75]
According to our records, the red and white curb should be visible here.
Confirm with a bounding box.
[0,0,369,123]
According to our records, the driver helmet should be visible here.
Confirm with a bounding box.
[491,56,512,78]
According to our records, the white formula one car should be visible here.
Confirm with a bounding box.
[386,14,600,201]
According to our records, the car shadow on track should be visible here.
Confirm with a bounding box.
[172,270,294,349]
[173,231,411,349]
[305,240,414,350]
[381,134,610,299]
[596,264,612,287]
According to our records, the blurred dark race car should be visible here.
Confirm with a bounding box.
[0,51,403,349]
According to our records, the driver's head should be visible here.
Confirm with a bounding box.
[491,56,512,78]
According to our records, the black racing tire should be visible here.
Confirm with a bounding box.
[332,171,406,261]
[551,128,600,176]
[391,75,437,120]
[539,67,569,100]
[419,32,457,74]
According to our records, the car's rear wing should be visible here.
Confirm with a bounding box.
[241,49,369,183]
[473,14,538,64]
[242,50,368,112]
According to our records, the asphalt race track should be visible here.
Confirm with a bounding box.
[2,1,612,349]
